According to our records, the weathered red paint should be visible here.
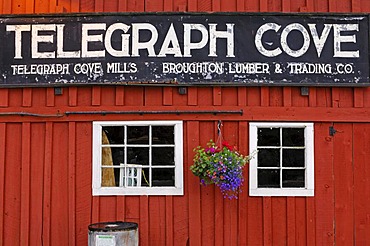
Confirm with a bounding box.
[0,0,370,246]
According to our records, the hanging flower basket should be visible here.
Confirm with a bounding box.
[190,139,253,199]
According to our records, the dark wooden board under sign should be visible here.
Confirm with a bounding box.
[0,13,368,87]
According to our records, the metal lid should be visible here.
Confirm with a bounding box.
[88,221,138,232]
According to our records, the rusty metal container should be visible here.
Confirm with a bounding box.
[88,221,138,246]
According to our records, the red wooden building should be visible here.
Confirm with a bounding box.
[1,0,370,245]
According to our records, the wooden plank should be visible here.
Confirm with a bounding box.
[212,0,221,11]
[26,0,35,13]
[261,87,270,106]
[20,123,31,246]
[149,197,166,245]
[332,88,340,108]
[213,87,222,106]
[309,87,317,107]
[69,87,78,107]
[50,123,69,244]
[0,123,5,246]
[29,123,45,246]
[306,198,316,246]
[236,0,245,11]
[118,0,128,11]
[354,88,364,108]
[295,198,307,244]
[163,87,173,106]
[139,196,149,246]
[214,190,224,246]
[238,121,248,245]
[248,197,263,246]
[260,0,268,11]
[99,197,116,222]
[75,122,93,246]
[92,86,101,106]
[95,0,104,11]
[314,123,334,245]
[199,121,215,246]
[115,87,125,106]
[43,122,53,246]
[333,123,354,245]
[164,0,175,11]
[0,89,8,107]
[68,122,76,246]
[2,0,12,14]
[71,0,80,13]
[23,88,32,107]
[165,196,174,246]
[46,88,55,107]
[306,0,314,11]
[272,198,287,246]
[282,0,291,11]
[286,198,296,246]
[353,123,370,245]
[3,123,22,246]
[146,0,164,11]
[187,87,198,106]
[187,121,201,246]
[352,0,361,12]
[188,0,197,11]
[237,87,247,106]
[263,197,272,246]
[283,87,292,107]
[328,0,337,12]
[91,197,100,223]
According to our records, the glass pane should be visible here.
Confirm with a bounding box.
[127,147,149,166]
[110,147,124,165]
[152,126,174,144]
[283,149,305,167]
[258,148,280,167]
[141,168,150,187]
[127,126,149,144]
[282,169,305,187]
[102,126,124,144]
[101,167,118,187]
[282,128,304,146]
[152,147,174,166]
[258,169,280,188]
[258,128,280,146]
[152,168,175,187]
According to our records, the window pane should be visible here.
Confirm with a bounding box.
[283,149,304,167]
[282,169,305,187]
[258,169,280,188]
[127,147,149,166]
[141,168,150,187]
[152,126,174,144]
[152,168,175,187]
[258,128,280,146]
[102,126,124,144]
[152,147,174,166]
[258,148,280,167]
[282,128,304,146]
[127,126,149,144]
[110,147,124,165]
[101,167,118,187]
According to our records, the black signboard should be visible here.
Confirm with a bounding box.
[0,13,369,87]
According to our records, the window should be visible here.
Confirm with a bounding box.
[93,121,183,196]
[249,122,314,196]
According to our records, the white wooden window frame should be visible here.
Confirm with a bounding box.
[92,121,183,196]
[249,122,314,197]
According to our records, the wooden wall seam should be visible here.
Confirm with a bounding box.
[20,123,31,246]
[42,122,53,246]
[0,123,5,246]
[68,122,76,246]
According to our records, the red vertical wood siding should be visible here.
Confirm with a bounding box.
[0,1,370,246]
